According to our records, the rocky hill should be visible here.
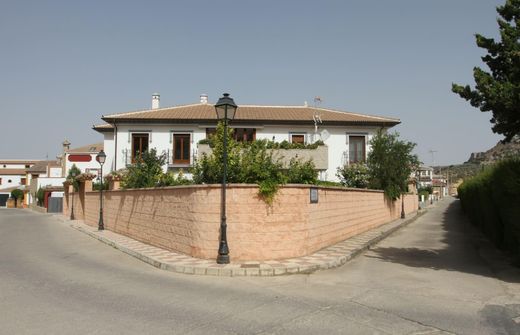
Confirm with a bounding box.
[466,135,520,164]
[436,135,520,182]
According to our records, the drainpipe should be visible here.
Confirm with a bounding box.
[113,122,118,171]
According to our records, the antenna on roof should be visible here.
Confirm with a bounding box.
[312,96,324,142]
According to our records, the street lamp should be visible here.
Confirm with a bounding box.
[70,170,78,220]
[214,93,237,264]
[96,150,106,231]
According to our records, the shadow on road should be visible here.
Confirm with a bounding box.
[366,199,520,284]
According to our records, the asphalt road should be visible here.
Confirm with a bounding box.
[0,198,519,335]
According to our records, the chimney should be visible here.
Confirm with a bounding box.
[200,94,208,104]
[62,139,71,151]
[152,93,160,109]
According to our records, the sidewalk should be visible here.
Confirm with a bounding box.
[54,210,427,277]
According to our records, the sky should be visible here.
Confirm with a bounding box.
[0,0,505,166]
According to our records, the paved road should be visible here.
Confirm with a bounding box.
[0,198,519,334]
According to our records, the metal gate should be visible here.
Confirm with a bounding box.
[0,194,8,207]
[48,197,63,213]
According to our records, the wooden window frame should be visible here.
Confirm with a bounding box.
[348,135,366,164]
[131,133,149,163]
[173,133,191,165]
[290,133,306,144]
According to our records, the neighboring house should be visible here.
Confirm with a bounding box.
[94,94,400,181]
[0,160,39,207]
[432,174,448,198]
[26,160,65,206]
[417,165,434,189]
[62,141,104,177]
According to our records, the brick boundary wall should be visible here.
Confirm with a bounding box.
[66,183,418,261]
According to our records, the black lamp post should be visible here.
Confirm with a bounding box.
[215,93,237,264]
[401,193,406,219]
[96,150,106,231]
[70,170,78,220]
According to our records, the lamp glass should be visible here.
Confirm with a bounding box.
[96,150,106,165]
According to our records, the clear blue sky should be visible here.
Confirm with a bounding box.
[0,0,504,165]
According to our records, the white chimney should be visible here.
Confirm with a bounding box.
[152,93,160,109]
[200,94,208,104]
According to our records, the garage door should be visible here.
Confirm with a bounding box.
[0,194,9,207]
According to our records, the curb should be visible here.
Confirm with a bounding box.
[54,209,427,277]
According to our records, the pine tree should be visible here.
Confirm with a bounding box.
[452,0,520,142]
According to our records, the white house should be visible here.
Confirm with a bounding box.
[0,160,40,207]
[417,165,434,189]
[62,141,104,177]
[93,94,400,182]
[26,160,65,206]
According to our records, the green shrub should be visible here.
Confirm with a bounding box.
[66,164,81,191]
[36,187,45,206]
[458,158,520,255]
[336,163,370,188]
[121,149,167,189]
[157,170,193,187]
[285,158,318,184]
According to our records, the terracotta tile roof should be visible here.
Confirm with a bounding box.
[101,103,400,126]
[67,143,103,153]
[26,161,60,173]
[0,160,39,165]
[92,124,114,132]
[0,169,27,175]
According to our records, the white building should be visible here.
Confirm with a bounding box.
[417,165,434,188]
[62,142,104,177]
[94,94,401,182]
[0,160,39,207]
[26,160,65,206]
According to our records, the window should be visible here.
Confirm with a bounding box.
[173,134,191,164]
[290,134,305,144]
[233,128,256,142]
[25,164,30,168]
[8,179,12,183]
[131,133,149,163]
[349,136,366,164]
[0,178,2,185]
[20,178,26,185]
[206,128,256,142]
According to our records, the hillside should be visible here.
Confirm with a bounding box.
[435,135,520,182]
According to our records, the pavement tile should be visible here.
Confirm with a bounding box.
[66,210,423,277]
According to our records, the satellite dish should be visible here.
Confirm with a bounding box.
[320,129,330,142]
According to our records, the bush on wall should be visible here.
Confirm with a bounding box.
[458,158,520,255]
[192,122,318,203]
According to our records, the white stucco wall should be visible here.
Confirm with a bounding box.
[64,153,104,176]
[0,175,23,190]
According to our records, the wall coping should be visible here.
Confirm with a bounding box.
[84,183,390,195]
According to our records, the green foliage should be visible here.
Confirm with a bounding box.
[11,189,23,200]
[157,170,193,187]
[66,164,81,191]
[336,163,370,188]
[192,122,241,184]
[93,181,109,191]
[418,185,433,194]
[122,148,166,189]
[285,158,318,184]
[367,130,419,200]
[36,187,45,206]
[198,137,325,150]
[452,0,520,141]
[316,180,343,187]
[192,123,319,203]
[458,158,520,255]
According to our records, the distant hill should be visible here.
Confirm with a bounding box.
[465,135,520,165]
[435,135,520,182]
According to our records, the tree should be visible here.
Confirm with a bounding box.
[122,148,166,189]
[367,130,420,200]
[10,189,23,207]
[452,0,520,142]
[192,122,241,184]
[336,163,370,188]
[66,164,81,191]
